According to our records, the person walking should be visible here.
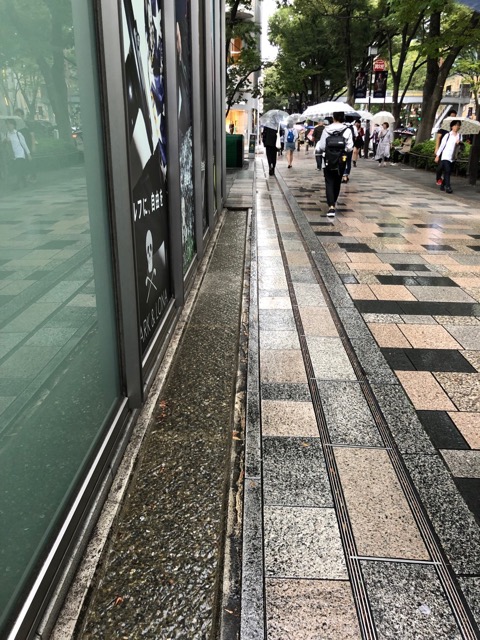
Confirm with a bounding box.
[262,125,278,176]
[284,120,298,169]
[314,119,326,170]
[318,111,353,217]
[352,119,364,166]
[3,118,31,188]
[435,109,457,185]
[435,119,461,194]
[342,120,355,183]
[371,123,380,158]
[375,122,393,166]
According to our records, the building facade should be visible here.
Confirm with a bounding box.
[0,1,226,638]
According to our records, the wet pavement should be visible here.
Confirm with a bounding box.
[54,151,480,639]
[240,149,480,639]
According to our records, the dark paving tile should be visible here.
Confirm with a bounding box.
[390,263,431,272]
[415,223,443,229]
[417,411,470,450]
[398,301,480,317]
[261,383,312,402]
[381,348,415,371]
[337,243,376,253]
[454,478,480,524]
[354,301,404,315]
[469,234,480,240]
[407,349,476,373]
[0,295,14,304]
[376,275,419,286]
[414,276,458,287]
[262,437,332,507]
[421,244,455,251]
[315,231,343,236]
[377,223,404,228]
[467,246,480,252]
[39,240,77,249]
[374,232,404,238]
[27,270,54,280]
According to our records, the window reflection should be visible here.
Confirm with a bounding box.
[0,1,120,633]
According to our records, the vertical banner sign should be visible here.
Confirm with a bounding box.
[373,71,388,99]
[122,0,172,355]
[354,71,368,100]
[175,0,196,274]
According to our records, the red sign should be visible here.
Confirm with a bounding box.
[373,58,387,72]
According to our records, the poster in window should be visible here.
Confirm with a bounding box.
[175,0,196,273]
[373,71,388,99]
[121,0,171,355]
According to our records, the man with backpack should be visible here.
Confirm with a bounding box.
[318,111,354,216]
[283,120,298,169]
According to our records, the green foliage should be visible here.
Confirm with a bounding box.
[225,0,263,115]
[409,139,472,176]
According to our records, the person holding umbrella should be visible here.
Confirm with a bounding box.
[435,120,461,194]
[375,122,393,166]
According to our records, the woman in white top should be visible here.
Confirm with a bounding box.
[435,120,461,194]
[375,122,393,166]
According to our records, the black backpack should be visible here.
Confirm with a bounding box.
[324,127,347,172]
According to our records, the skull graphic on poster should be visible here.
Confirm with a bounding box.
[145,229,157,301]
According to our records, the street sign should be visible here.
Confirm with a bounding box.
[373,59,387,72]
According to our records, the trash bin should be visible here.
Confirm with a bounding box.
[226,134,244,167]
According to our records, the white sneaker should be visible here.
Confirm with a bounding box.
[327,207,336,217]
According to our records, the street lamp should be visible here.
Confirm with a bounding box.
[365,44,378,157]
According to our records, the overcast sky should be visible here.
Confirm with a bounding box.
[261,0,278,61]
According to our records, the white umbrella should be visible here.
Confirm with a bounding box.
[441,116,480,136]
[260,109,290,129]
[356,109,373,120]
[0,115,25,133]
[302,101,357,119]
[371,111,395,126]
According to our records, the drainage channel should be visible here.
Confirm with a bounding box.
[268,181,480,640]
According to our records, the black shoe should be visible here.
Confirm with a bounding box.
[353,160,357,167]
[327,207,336,217]
[269,169,274,176]
[446,187,453,193]
[440,184,445,191]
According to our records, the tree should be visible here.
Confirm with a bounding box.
[225,0,263,117]
[454,46,480,185]
[415,1,480,143]
[0,0,75,139]
[380,0,429,126]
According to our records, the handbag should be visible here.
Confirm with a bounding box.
[276,126,281,150]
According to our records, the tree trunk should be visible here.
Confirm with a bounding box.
[50,11,71,139]
[468,104,480,186]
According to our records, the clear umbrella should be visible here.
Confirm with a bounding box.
[260,109,290,130]
[441,117,480,136]
[356,110,373,121]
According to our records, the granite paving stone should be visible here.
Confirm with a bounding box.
[434,372,480,412]
[263,437,332,507]
[334,448,429,560]
[265,579,361,640]
[361,561,462,639]
[260,350,307,384]
[298,307,338,337]
[442,325,480,350]
[440,450,480,478]
[259,309,296,331]
[395,371,457,411]
[264,506,347,579]
[403,454,480,573]
[459,577,480,628]
[307,337,356,381]
[448,412,480,448]
[261,400,319,437]
[260,330,300,350]
[317,380,382,446]
[397,324,462,350]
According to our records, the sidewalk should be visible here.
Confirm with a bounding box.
[240,149,480,638]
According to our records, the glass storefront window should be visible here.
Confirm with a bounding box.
[0,1,121,634]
